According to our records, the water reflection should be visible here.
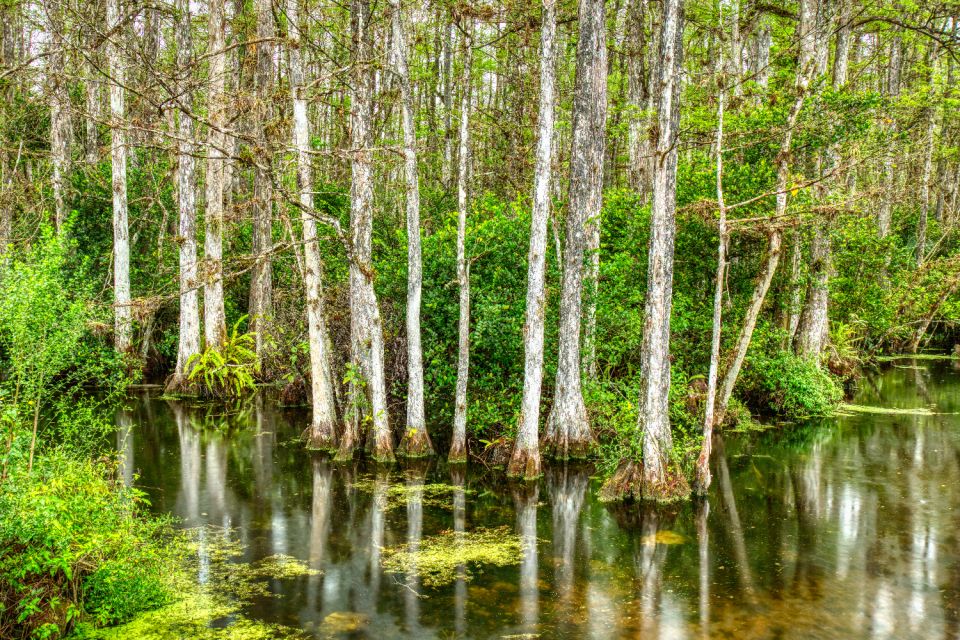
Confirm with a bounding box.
[126,362,960,639]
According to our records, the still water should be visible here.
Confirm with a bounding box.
[121,361,960,639]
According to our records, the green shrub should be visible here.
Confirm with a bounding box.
[741,349,842,419]
[0,452,180,638]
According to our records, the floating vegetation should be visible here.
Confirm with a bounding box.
[840,403,935,416]
[80,527,317,639]
[381,526,525,587]
[875,353,958,362]
[640,530,688,546]
[319,611,370,634]
[350,479,473,510]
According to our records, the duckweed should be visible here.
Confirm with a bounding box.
[351,479,474,510]
[380,526,526,587]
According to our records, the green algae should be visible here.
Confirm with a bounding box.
[640,530,688,546]
[380,526,526,587]
[840,403,935,416]
[875,353,958,362]
[75,527,317,639]
[350,479,474,510]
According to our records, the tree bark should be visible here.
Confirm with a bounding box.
[204,0,228,348]
[625,0,648,191]
[289,0,338,450]
[694,41,727,495]
[107,0,131,354]
[542,0,607,460]
[715,229,782,424]
[508,0,557,480]
[167,0,201,393]
[389,0,433,458]
[638,0,683,496]
[794,223,830,357]
[249,0,274,361]
[450,22,473,464]
[917,44,939,268]
[337,0,393,463]
[45,0,71,231]
[878,35,902,239]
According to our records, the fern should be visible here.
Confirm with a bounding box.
[187,317,259,398]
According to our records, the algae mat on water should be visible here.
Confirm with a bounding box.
[380,525,526,587]
[839,403,936,416]
[75,527,317,639]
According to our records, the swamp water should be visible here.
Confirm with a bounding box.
[104,361,960,639]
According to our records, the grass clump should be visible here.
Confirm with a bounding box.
[381,526,525,587]
[839,403,935,416]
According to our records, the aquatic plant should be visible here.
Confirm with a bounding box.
[350,479,474,511]
[380,526,525,587]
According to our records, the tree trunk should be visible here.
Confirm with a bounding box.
[638,0,684,498]
[441,20,454,188]
[204,0,228,348]
[508,0,557,480]
[337,0,393,463]
[390,0,433,458]
[167,0,201,393]
[107,0,131,354]
[46,0,71,231]
[917,44,939,267]
[289,0,338,450]
[794,223,830,357]
[450,23,473,464]
[249,0,274,361]
[542,0,607,460]
[625,0,648,191]
[878,35,902,239]
[715,229,783,424]
[694,42,727,495]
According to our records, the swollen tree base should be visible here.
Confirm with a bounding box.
[396,429,435,458]
[598,459,691,504]
[506,444,541,480]
[163,373,199,397]
[448,439,468,465]
[302,424,338,452]
[541,400,594,460]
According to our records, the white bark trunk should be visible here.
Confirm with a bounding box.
[639,0,683,491]
[337,0,393,462]
[389,0,432,457]
[878,36,902,239]
[917,45,938,267]
[450,24,473,464]
[289,0,338,449]
[695,44,727,494]
[204,0,228,348]
[168,0,201,392]
[508,0,557,479]
[107,0,131,353]
[542,0,607,460]
[250,0,274,360]
[46,0,71,231]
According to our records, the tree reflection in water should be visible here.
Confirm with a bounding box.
[124,363,960,639]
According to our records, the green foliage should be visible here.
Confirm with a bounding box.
[0,453,180,638]
[741,343,843,419]
[186,318,258,399]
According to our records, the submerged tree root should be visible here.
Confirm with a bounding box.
[599,460,691,504]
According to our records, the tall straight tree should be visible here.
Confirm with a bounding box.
[337,0,393,463]
[542,0,607,460]
[249,0,274,360]
[508,0,557,479]
[167,0,201,392]
[637,0,684,497]
[204,0,228,347]
[45,0,71,231]
[389,0,433,457]
[107,0,131,353]
[289,0,338,449]
[449,20,473,464]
